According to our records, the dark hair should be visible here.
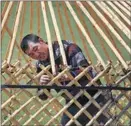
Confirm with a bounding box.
[20,34,40,53]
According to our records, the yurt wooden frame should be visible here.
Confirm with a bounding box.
[1,1,131,126]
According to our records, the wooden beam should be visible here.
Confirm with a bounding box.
[18,2,26,61]
[30,1,33,33]
[96,2,130,39]
[1,1,13,30]
[74,2,93,63]
[77,1,128,69]
[7,1,23,64]
[107,2,130,26]
[41,1,56,75]
[37,2,41,36]
[83,2,111,61]
[119,1,130,11]
[2,2,9,19]
[48,1,68,66]
[88,1,131,54]
[114,1,130,16]
[65,1,105,67]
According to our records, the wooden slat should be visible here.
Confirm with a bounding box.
[37,2,41,36]
[114,102,131,124]
[107,101,131,125]
[41,1,56,75]
[1,1,130,125]
[114,1,130,16]
[77,1,128,70]
[104,94,123,125]
[1,1,13,30]
[30,1,33,33]
[83,2,111,61]
[5,64,29,84]
[63,2,76,42]
[1,2,13,43]
[2,90,22,110]
[48,1,67,66]
[40,65,100,124]
[3,24,30,63]
[18,2,26,61]
[126,1,131,6]
[1,2,9,20]
[73,2,92,63]
[96,2,130,39]
[23,100,59,125]
[7,1,23,64]
[56,2,67,40]
[107,2,130,26]
[45,90,83,125]
[45,64,111,125]
[119,1,130,11]
[4,69,19,84]
[87,100,112,126]
[24,92,64,125]
[2,62,130,125]
[116,102,131,118]
[65,1,105,67]
[39,65,98,125]
[87,2,131,55]
[2,96,35,125]
[66,91,102,125]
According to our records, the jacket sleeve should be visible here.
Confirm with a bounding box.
[68,44,101,85]
[67,44,91,77]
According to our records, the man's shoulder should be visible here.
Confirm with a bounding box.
[36,60,49,68]
[53,40,80,53]
[53,40,74,45]
[52,40,74,52]
[63,40,73,44]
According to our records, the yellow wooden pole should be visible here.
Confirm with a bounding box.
[7,1,23,64]
[77,1,128,69]
[41,1,56,75]
[65,1,105,67]
[1,1,13,30]
[48,1,68,66]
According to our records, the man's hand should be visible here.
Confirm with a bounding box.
[40,75,51,85]
[58,74,70,82]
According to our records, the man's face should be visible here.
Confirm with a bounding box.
[25,40,49,61]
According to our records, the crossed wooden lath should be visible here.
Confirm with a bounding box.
[2,60,131,125]
[1,1,131,125]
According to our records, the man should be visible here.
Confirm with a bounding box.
[21,34,110,125]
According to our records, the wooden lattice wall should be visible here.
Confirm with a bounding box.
[1,1,131,125]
